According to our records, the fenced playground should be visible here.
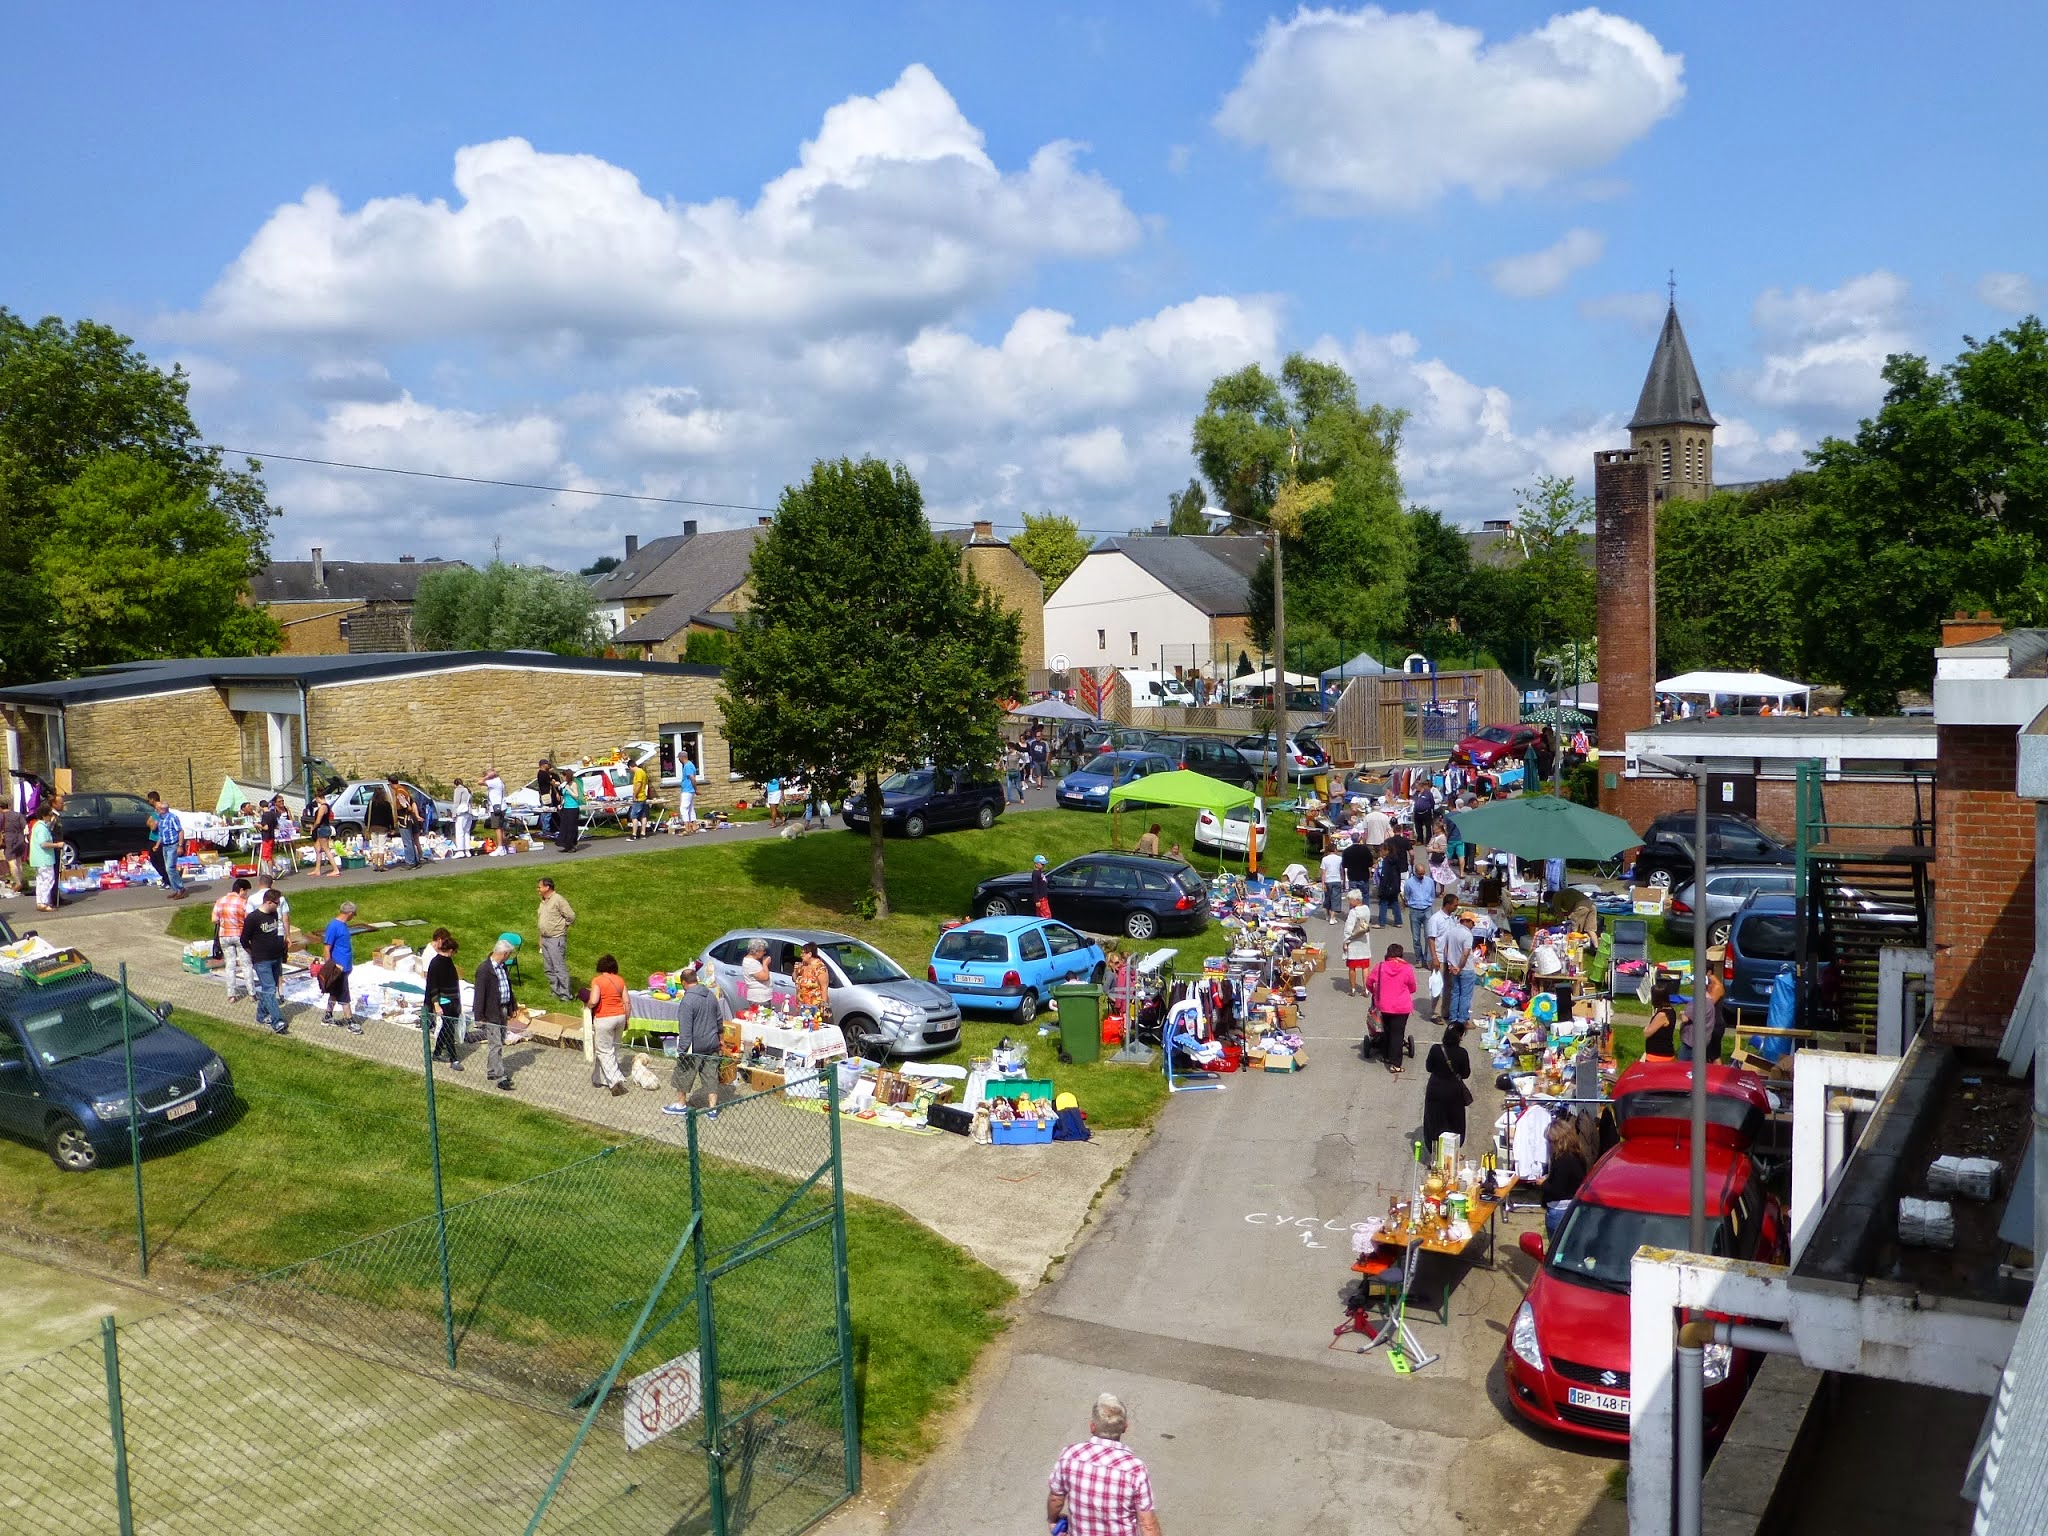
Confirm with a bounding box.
[0,1057,859,1536]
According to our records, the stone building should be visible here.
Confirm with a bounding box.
[252,549,468,655]
[939,522,1045,669]
[1628,299,1717,502]
[590,520,763,643]
[0,652,736,814]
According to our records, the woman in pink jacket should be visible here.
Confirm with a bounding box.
[1368,943,1419,1075]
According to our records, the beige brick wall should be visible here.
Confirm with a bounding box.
[303,664,742,808]
[268,601,358,656]
[64,688,244,809]
[961,544,1045,669]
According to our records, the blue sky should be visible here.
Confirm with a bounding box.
[5,2,2044,566]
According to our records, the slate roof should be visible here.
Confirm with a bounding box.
[588,532,695,604]
[1092,535,1262,616]
[609,527,764,644]
[253,560,465,604]
[0,652,719,707]
[1629,303,1717,430]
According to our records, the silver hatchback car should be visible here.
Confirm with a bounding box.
[1668,866,1799,946]
[695,928,963,1059]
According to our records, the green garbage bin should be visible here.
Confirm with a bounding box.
[1052,982,1104,1064]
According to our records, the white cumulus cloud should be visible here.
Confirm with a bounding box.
[180,64,1139,344]
[1978,272,2037,315]
[1216,6,1684,212]
[316,393,567,481]
[1745,270,1911,417]
[1577,289,1666,332]
[1488,228,1606,298]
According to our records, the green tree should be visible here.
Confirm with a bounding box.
[1656,483,1807,678]
[0,309,279,681]
[720,458,1023,918]
[1198,356,1415,659]
[1787,318,2048,708]
[581,554,621,576]
[34,453,281,671]
[679,629,733,666]
[1009,511,1089,595]
[1398,507,1479,659]
[411,562,606,653]
[1165,478,1209,534]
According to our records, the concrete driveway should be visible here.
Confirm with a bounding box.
[856,958,1624,1535]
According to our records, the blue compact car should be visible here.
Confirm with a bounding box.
[1055,751,1175,811]
[0,962,234,1172]
[928,916,1107,1023]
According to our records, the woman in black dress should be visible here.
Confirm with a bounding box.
[1420,1042,1470,1154]
[422,928,463,1069]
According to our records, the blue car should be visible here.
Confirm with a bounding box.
[928,916,1107,1023]
[0,963,234,1172]
[1055,751,1175,811]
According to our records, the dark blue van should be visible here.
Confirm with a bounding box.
[1720,893,1800,1035]
[0,954,234,1172]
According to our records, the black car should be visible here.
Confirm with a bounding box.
[1633,811,1793,889]
[56,792,160,865]
[843,767,1005,839]
[971,852,1209,941]
[1144,735,1259,787]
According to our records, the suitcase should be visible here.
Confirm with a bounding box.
[927,1103,974,1137]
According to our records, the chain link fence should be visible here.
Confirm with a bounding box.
[0,1026,856,1535]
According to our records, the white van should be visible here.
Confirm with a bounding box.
[1121,670,1198,708]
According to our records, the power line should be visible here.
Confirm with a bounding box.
[213,446,782,515]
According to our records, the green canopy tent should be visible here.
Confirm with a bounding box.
[1108,769,1260,867]
[1445,794,1640,863]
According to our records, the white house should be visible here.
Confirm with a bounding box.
[1041,536,1262,676]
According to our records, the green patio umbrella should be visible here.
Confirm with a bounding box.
[1522,706,1593,728]
[1447,794,1640,862]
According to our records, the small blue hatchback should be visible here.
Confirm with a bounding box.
[928,916,1107,1023]
[0,964,234,1172]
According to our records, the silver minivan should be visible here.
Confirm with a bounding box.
[695,928,963,1059]
[1668,866,1799,946]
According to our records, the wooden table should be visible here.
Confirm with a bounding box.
[1351,1179,1518,1325]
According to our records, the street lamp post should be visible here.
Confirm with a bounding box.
[1639,749,1713,1254]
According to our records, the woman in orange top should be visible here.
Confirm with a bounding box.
[794,941,832,1012]
[587,953,630,1096]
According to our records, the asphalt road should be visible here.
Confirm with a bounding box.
[4,782,1069,927]
[867,953,1623,1536]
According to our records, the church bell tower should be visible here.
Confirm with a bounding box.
[1628,294,1717,503]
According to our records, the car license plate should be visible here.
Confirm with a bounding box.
[165,1100,199,1121]
[956,974,984,986]
[1566,1387,1628,1415]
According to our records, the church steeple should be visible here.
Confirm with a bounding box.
[1628,295,1716,500]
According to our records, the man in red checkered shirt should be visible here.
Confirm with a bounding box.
[1047,1393,1162,1535]
[211,877,253,1003]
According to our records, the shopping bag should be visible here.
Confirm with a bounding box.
[1427,968,1444,1000]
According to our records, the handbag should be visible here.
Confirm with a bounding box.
[316,959,345,994]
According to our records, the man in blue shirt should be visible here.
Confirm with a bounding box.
[321,901,360,1034]
[1403,866,1438,968]
[146,792,186,899]
[678,754,701,830]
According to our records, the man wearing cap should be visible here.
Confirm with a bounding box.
[1031,854,1051,918]
[1048,1392,1161,1535]
[1441,905,1480,1029]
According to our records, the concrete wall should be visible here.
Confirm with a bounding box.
[1595,449,1656,816]
[1933,723,2034,1046]
[1042,552,1217,671]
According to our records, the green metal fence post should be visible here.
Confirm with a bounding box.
[118,964,147,1277]
[826,1062,861,1496]
[100,1315,136,1536]
[418,1004,458,1370]
[689,1107,729,1535]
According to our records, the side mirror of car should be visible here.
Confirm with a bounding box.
[1519,1230,1546,1263]
[0,1054,24,1073]
[153,1001,174,1024]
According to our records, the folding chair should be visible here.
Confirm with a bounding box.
[1607,918,1649,999]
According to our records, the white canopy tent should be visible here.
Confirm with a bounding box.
[1656,670,1810,698]
[1234,666,1321,688]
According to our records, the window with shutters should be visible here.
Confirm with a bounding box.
[1660,440,1673,479]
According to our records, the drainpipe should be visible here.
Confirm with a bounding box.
[1676,1319,1803,1536]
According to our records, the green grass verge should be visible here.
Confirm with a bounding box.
[0,1008,1010,1458]
[169,806,1311,1130]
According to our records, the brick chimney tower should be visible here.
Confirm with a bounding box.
[1594,448,1655,815]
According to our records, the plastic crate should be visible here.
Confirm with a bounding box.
[982,1077,1054,1103]
[991,1116,1054,1145]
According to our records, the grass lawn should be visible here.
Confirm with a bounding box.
[170,806,1310,1130]
[0,1007,1010,1459]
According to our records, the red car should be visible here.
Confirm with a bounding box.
[1453,723,1540,768]
[1502,1062,1786,1445]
